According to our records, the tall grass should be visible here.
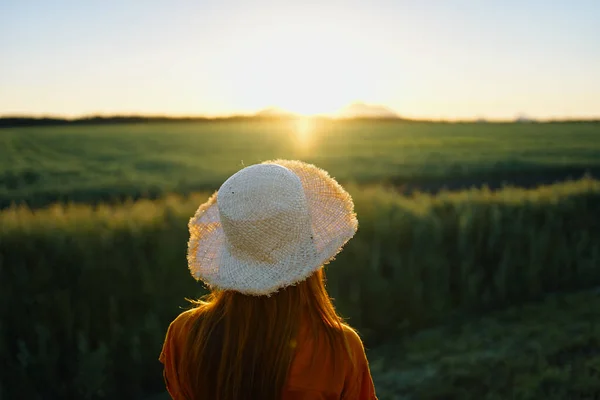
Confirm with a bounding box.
[334,178,600,338]
[1,178,599,399]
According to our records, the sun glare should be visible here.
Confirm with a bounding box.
[218,17,378,117]
[293,116,315,150]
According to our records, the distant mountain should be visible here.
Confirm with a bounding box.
[515,113,536,123]
[337,103,400,119]
[254,107,297,118]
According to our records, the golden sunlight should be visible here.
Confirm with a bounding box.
[219,20,378,117]
[293,116,315,149]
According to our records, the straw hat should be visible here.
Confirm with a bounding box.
[187,159,358,296]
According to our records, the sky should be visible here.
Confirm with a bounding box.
[1,0,599,120]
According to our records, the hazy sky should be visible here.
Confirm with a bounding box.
[1,0,599,119]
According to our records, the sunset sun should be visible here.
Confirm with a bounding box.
[215,14,379,117]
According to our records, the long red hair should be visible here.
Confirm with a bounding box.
[178,268,356,400]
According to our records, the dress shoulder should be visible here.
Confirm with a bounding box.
[159,307,200,364]
[342,324,367,355]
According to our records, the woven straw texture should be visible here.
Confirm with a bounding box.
[187,159,358,296]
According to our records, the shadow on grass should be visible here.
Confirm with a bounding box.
[3,164,600,211]
[391,164,600,195]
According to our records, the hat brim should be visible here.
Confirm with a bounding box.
[187,160,358,296]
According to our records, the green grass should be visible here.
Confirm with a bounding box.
[2,178,600,399]
[370,288,600,400]
[1,120,599,208]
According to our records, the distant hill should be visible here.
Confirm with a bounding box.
[515,113,537,123]
[337,103,400,119]
[254,107,297,119]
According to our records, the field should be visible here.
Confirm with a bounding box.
[370,287,600,400]
[1,120,599,208]
[1,120,600,399]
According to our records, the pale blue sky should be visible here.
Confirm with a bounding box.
[1,0,599,119]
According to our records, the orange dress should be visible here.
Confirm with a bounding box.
[160,309,378,400]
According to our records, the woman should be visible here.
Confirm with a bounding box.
[160,159,377,400]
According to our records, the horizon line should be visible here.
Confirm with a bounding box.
[1,113,600,125]
[3,102,600,123]
[3,103,598,125]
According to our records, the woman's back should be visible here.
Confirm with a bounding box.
[160,306,376,400]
